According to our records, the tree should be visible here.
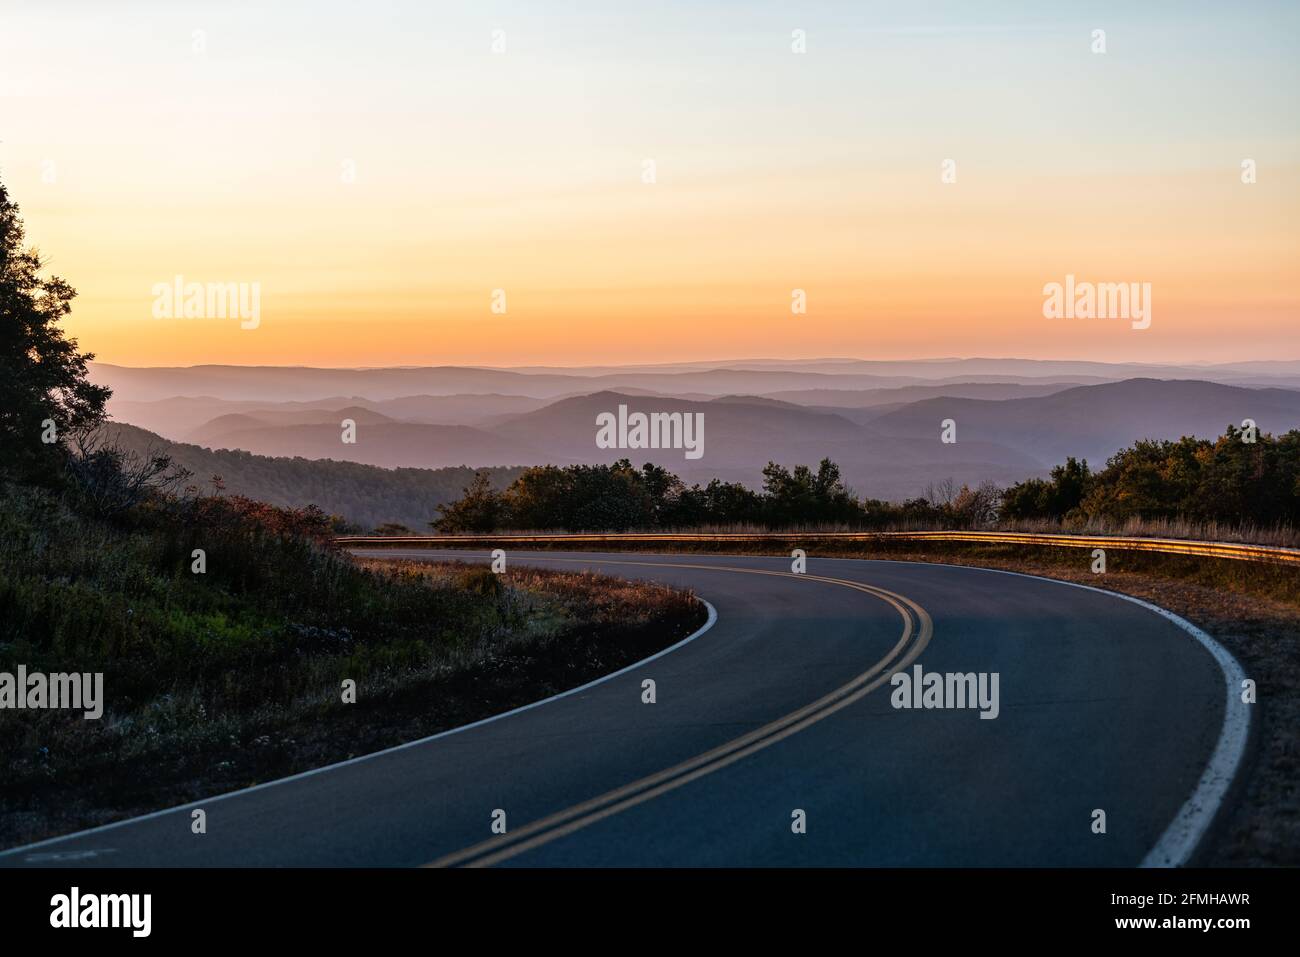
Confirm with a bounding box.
[950,481,1001,527]
[63,426,191,519]
[639,462,686,526]
[0,178,109,480]
[565,460,655,530]
[923,477,958,509]
[431,469,506,532]
[1001,457,1091,521]
[501,465,572,529]
[761,458,861,526]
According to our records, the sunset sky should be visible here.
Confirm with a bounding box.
[2,0,1297,367]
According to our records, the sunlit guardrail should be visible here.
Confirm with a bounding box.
[337,530,1300,565]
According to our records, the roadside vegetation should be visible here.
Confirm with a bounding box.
[429,429,1300,547]
[0,486,703,846]
[0,177,704,847]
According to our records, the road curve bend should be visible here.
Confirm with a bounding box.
[0,551,1247,868]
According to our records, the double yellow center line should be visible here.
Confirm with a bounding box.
[424,560,932,868]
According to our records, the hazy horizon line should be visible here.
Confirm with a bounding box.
[87,355,1300,373]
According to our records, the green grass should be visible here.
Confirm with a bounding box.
[0,481,703,847]
[0,482,499,708]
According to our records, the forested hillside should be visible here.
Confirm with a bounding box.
[106,422,524,531]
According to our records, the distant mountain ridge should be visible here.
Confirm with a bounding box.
[90,357,1300,405]
[868,378,1300,466]
[96,363,1300,509]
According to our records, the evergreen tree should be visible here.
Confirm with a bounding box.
[0,178,109,480]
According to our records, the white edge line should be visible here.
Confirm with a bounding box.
[394,549,1252,868]
[837,556,1251,868]
[4,549,1251,868]
[0,595,718,860]
[460,549,1249,867]
[385,549,1251,868]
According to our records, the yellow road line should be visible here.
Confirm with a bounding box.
[421,560,932,868]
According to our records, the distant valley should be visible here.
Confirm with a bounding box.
[94,358,1300,527]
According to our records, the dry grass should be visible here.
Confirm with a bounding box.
[989,515,1300,548]
[0,559,705,851]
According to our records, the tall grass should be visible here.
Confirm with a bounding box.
[0,481,700,808]
[0,482,504,710]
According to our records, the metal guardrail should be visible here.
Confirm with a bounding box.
[338,530,1300,565]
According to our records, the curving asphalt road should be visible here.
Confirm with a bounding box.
[0,551,1242,867]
